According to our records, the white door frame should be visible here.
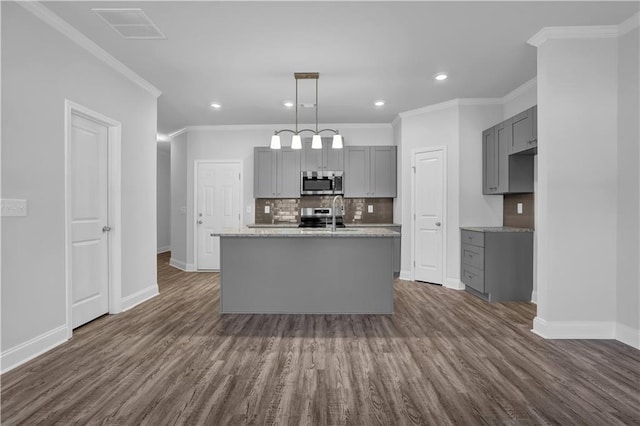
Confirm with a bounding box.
[193,160,243,271]
[64,100,122,339]
[411,146,447,283]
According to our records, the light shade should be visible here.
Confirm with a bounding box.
[332,134,343,149]
[270,134,281,149]
[311,134,322,149]
[291,134,302,150]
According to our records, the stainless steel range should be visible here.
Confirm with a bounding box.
[299,207,345,228]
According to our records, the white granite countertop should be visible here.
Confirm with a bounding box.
[214,227,400,238]
[247,223,401,228]
[460,226,534,233]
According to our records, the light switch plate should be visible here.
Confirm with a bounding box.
[246,206,252,213]
[517,202,523,215]
[367,205,374,213]
[1,199,27,217]
[264,205,270,214]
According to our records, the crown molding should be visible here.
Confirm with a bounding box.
[18,1,162,98]
[167,128,187,139]
[458,98,503,106]
[528,25,619,47]
[184,123,392,133]
[399,98,501,119]
[618,12,639,37]
[502,77,537,104]
[399,99,460,118]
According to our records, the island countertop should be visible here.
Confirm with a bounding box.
[214,227,399,238]
[460,226,534,233]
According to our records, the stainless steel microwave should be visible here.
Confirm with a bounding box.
[300,171,344,195]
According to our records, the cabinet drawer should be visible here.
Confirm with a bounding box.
[461,264,485,293]
[461,230,484,247]
[461,243,484,270]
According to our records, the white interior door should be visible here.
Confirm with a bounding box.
[70,113,110,328]
[413,149,444,284]
[197,162,241,270]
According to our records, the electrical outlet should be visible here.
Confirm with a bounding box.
[517,203,523,215]
[1,199,27,217]
[264,205,270,214]
[368,205,374,213]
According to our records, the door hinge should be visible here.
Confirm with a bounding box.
[412,166,416,173]
[239,173,241,180]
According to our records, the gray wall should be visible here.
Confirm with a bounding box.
[170,132,188,268]
[535,36,618,331]
[157,147,171,252]
[1,3,158,358]
[616,27,640,338]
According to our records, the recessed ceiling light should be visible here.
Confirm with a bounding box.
[374,100,385,107]
[210,102,221,109]
[434,73,448,81]
[284,101,294,108]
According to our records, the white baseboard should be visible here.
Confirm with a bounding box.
[445,278,465,290]
[121,283,159,312]
[532,316,615,339]
[530,290,537,304]
[399,270,412,281]
[615,322,640,349]
[169,257,195,272]
[1,325,68,374]
[157,245,170,254]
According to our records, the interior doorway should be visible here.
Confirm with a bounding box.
[412,147,446,285]
[194,161,242,270]
[65,100,122,337]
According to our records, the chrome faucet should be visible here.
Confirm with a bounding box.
[331,195,344,232]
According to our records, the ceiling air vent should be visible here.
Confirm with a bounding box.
[93,8,166,39]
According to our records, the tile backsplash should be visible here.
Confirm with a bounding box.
[503,193,535,229]
[255,197,394,224]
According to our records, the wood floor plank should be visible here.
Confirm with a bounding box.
[2,252,639,425]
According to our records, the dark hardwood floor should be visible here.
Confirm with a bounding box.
[2,252,639,424]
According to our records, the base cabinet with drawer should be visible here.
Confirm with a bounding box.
[460,228,533,302]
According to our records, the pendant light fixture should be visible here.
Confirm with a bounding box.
[271,72,342,150]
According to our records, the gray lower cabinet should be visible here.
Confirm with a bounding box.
[301,137,344,171]
[383,225,401,274]
[345,146,397,197]
[254,147,301,198]
[460,229,533,302]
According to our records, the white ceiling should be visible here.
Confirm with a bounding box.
[44,1,639,135]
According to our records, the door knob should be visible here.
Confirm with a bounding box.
[198,220,203,224]
[102,226,111,232]
[435,222,441,227]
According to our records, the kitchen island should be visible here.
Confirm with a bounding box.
[213,227,398,314]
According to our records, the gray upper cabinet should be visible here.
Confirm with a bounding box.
[482,106,535,195]
[509,106,537,155]
[345,146,369,197]
[254,147,276,197]
[371,146,397,197]
[345,146,397,197]
[253,147,301,198]
[301,137,344,171]
[482,127,496,194]
[495,120,510,194]
[278,148,301,197]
